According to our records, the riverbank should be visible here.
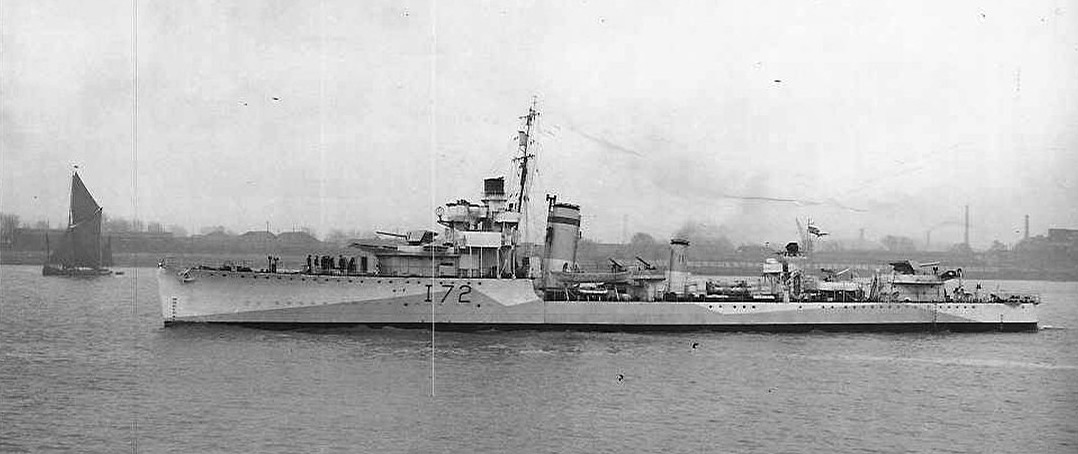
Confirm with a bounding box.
[4,250,1075,282]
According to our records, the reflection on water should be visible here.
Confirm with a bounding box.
[2,265,1076,453]
[795,353,1078,371]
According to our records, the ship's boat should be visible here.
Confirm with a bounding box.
[43,171,112,277]
[157,103,1040,332]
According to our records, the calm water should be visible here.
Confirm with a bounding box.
[1,265,1076,453]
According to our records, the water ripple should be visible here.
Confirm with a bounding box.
[2,266,1077,453]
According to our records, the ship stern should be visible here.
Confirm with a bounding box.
[157,263,185,324]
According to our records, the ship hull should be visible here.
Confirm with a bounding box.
[213,322,1038,333]
[158,268,1039,332]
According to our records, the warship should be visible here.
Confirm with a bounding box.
[43,170,113,277]
[157,104,1039,331]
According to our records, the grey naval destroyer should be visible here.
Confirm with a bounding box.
[158,104,1040,332]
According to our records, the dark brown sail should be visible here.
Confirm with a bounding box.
[69,172,103,267]
[46,172,105,270]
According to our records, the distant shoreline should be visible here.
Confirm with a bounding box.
[3,250,1075,282]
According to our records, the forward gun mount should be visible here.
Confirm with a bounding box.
[376,230,437,246]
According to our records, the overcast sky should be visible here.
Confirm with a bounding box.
[2,0,1075,248]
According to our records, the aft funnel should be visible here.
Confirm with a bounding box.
[666,238,690,296]
[543,201,581,287]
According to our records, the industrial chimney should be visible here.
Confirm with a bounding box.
[964,205,970,247]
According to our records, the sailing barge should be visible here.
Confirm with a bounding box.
[43,170,112,276]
